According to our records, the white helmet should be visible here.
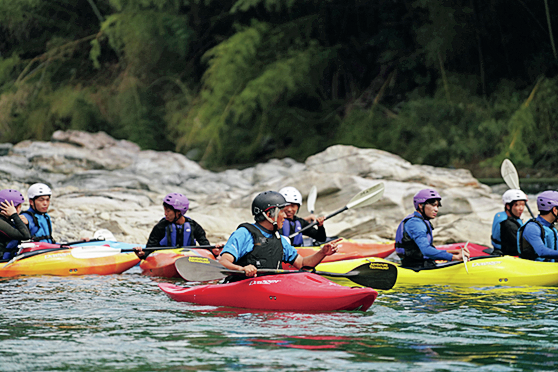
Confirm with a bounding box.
[28,183,52,200]
[502,189,527,205]
[279,186,302,205]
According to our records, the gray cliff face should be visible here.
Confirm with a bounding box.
[0,130,513,246]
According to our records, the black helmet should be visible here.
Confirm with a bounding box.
[252,191,288,219]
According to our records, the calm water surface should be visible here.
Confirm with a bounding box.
[1,267,557,371]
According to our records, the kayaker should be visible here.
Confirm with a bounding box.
[395,189,469,268]
[21,183,56,243]
[219,191,340,278]
[278,186,327,246]
[517,190,558,261]
[134,193,223,259]
[0,189,31,260]
[490,189,527,256]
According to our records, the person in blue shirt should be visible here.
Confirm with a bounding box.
[21,183,55,243]
[395,189,468,268]
[219,191,340,278]
[517,190,558,261]
[491,189,527,256]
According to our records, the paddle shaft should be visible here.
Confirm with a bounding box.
[289,206,347,238]
[129,245,217,253]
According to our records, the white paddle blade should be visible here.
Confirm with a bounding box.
[70,246,122,259]
[307,186,317,213]
[501,159,520,190]
[346,182,385,209]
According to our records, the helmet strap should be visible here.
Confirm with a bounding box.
[506,203,520,220]
[418,204,429,220]
[263,207,281,237]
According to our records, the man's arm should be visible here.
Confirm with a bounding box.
[291,238,341,269]
[190,219,211,246]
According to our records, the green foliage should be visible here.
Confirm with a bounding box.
[174,19,334,165]
[0,0,42,24]
[0,54,20,88]
[92,10,191,74]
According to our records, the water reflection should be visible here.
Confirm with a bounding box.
[2,270,558,371]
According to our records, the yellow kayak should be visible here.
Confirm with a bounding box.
[316,256,558,288]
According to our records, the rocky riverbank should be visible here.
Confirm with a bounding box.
[0,130,516,247]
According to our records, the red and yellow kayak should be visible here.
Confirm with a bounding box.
[140,248,216,277]
[0,249,140,277]
[142,239,395,278]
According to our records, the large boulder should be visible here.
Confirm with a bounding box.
[0,131,507,246]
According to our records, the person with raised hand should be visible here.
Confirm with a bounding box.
[395,189,469,268]
[0,189,31,260]
[134,193,222,259]
[21,183,55,243]
[517,190,558,261]
[219,191,340,280]
[278,186,326,246]
[491,189,527,256]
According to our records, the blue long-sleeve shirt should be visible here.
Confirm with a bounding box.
[404,213,453,261]
[522,216,558,259]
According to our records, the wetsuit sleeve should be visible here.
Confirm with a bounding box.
[190,219,211,246]
[0,214,31,241]
[500,219,520,256]
[145,219,167,248]
[523,223,558,259]
[280,236,299,264]
[298,217,327,242]
[405,218,453,261]
[222,228,253,263]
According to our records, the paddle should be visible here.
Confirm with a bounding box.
[307,186,317,214]
[3,245,217,266]
[501,159,535,218]
[462,241,469,274]
[174,256,398,290]
[289,182,385,239]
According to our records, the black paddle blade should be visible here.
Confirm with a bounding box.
[175,256,241,282]
[345,261,398,290]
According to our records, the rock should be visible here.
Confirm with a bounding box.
[0,143,13,156]
[0,130,506,247]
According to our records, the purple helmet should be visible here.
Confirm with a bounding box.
[163,193,189,214]
[0,189,25,207]
[536,190,558,212]
[413,189,442,209]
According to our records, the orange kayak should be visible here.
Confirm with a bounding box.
[0,249,140,277]
[295,239,395,263]
[140,248,216,278]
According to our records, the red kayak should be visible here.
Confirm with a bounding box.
[159,272,378,311]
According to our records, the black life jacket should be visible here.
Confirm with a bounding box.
[235,223,284,270]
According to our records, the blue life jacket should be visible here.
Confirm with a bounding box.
[395,212,433,267]
[517,218,558,262]
[282,219,303,246]
[491,211,507,249]
[21,208,54,243]
[2,237,19,260]
[159,221,194,247]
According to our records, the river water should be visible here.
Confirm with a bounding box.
[2,267,557,371]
